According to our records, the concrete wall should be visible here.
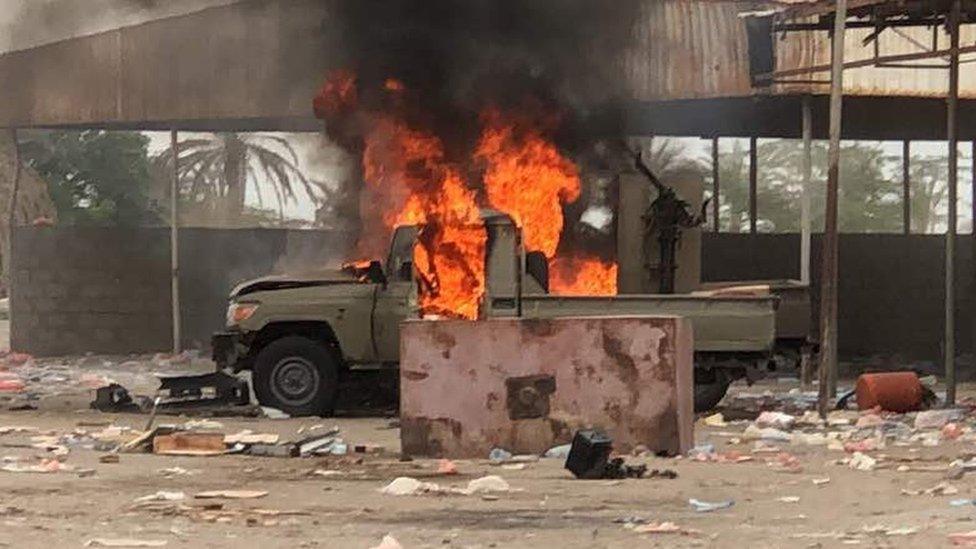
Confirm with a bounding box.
[10,226,969,362]
[702,233,969,362]
[11,226,348,355]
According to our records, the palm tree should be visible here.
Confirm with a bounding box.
[153,133,321,227]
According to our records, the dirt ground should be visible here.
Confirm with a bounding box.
[0,371,975,548]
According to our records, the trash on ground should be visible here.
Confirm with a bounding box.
[949,530,976,546]
[703,412,727,427]
[368,534,403,549]
[565,429,613,479]
[463,475,510,494]
[915,409,964,430]
[84,539,168,548]
[193,490,268,499]
[380,477,441,496]
[134,491,186,503]
[849,452,877,471]
[755,411,795,429]
[152,432,225,456]
[261,407,290,419]
[543,444,571,459]
[488,447,513,463]
[436,459,458,475]
[688,498,735,512]
[743,425,791,442]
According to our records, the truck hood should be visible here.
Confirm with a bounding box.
[231,271,361,298]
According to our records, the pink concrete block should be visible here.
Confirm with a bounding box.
[400,316,693,458]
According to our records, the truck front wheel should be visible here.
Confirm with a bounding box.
[253,336,339,417]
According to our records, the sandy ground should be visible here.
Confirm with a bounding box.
[0,375,973,548]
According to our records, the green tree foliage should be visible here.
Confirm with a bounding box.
[18,130,158,226]
[153,133,319,227]
[717,139,924,233]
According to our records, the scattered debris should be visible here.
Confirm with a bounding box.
[84,539,167,548]
[368,535,403,549]
[849,452,877,471]
[380,477,441,496]
[703,412,727,427]
[194,490,268,500]
[489,447,513,463]
[1,458,73,474]
[134,491,186,503]
[755,411,795,429]
[463,475,510,494]
[153,432,225,456]
[743,424,791,442]
[261,407,290,420]
[543,444,571,459]
[915,409,963,430]
[436,459,458,475]
[688,498,735,512]
[949,531,976,546]
[565,430,612,479]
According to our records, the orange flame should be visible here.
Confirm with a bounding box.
[476,109,616,296]
[549,254,618,296]
[476,109,580,258]
[313,69,358,119]
[358,114,486,319]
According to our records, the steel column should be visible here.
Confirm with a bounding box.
[818,0,848,417]
[170,129,182,355]
[945,0,961,405]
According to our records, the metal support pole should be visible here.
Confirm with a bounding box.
[712,137,720,232]
[945,0,960,406]
[800,97,813,388]
[170,129,182,355]
[749,136,758,234]
[818,0,847,417]
[5,128,20,291]
[903,140,911,234]
[801,97,812,285]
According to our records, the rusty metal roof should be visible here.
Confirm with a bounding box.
[624,0,976,101]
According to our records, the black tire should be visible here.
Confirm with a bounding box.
[694,370,731,413]
[253,336,339,417]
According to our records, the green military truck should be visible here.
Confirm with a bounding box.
[213,212,778,417]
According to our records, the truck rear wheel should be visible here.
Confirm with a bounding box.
[694,369,731,413]
[253,336,339,417]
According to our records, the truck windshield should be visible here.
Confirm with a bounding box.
[387,226,419,282]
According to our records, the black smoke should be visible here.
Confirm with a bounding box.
[321,0,644,152]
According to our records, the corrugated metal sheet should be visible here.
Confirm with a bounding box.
[626,0,976,101]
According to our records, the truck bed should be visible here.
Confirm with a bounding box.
[519,294,777,353]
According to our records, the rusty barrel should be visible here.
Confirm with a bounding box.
[855,372,923,413]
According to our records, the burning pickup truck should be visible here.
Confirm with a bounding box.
[213,212,777,417]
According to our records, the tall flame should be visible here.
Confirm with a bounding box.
[476,109,616,296]
[476,109,579,258]
[315,71,617,318]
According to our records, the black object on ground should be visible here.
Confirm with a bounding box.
[602,457,647,479]
[156,371,250,408]
[91,383,146,413]
[565,429,613,479]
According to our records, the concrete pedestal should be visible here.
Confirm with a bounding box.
[400,316,694,458]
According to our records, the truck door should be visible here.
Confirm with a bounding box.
[372,227,418,362]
